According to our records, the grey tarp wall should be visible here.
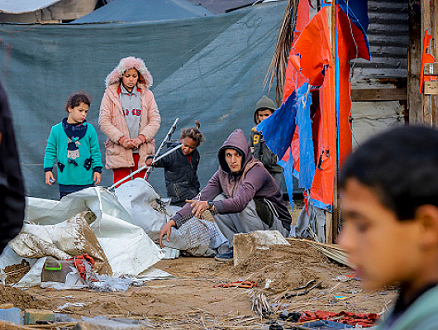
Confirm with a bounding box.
[0,1,285,199]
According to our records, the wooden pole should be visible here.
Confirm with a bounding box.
[408,0,423,124]
[325,0,338,244]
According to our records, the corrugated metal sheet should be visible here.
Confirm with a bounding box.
[349,1,408,148]
[350,0,409,80]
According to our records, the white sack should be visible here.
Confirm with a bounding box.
[23,187,163,276]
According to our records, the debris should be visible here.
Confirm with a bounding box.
[234,230,290,266]
[299,310,380,327]
[251,292,272,318]
[23,309,54,325]
[0,307,23,325]
[279,311,301,322]
[284,281,322,298]
[214,280,258,289]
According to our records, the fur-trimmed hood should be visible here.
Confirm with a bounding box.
[105,56,153,88]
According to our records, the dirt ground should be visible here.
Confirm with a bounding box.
[0,201,398,329]
[1,238,398,329]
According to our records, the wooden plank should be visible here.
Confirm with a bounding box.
[424,81,438,95]
[0,321,34,330]
[423,96,431,125]
[408,0,423,124]
[433,95,438,126]
[424,63,438,75]
[351,88,407,101]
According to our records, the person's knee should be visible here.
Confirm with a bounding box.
[213,194,226,202]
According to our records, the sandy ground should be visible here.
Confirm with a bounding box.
[1,238,398,329]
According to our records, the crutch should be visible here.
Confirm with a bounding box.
[107,143,182,191]
[107,118,180,191]
[144,118,179,180]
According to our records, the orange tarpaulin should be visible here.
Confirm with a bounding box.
[281,0,370,211]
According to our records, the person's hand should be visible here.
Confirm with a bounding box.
[146,158,154,166]
[118,136,134,149]
[187,200,210,218]
[45,171,55,185]
[132,137,143,148]
[158,219,176,248]
[93,172,101,185]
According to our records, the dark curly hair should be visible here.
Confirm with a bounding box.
[340,125,438,221]
[180,121,205,146]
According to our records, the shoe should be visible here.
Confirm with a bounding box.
[214,249,233,262]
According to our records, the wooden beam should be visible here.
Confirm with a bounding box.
[351,88,407,102]
[408,0,422,124]
[424,81,438,94]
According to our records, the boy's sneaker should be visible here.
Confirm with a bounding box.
[214,248,233,262]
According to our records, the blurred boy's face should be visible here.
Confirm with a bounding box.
[257,109,273,123]
[338,178,423,291]
[67,102,89,125]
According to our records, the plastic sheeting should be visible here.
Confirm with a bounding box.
[0,1,286,200]
[22,187,163,276]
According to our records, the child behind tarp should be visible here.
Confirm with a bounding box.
[44,92,103,199]
[338,125,438,330]
[249,96,284,192]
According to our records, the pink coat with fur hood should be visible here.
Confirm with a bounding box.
[99,57,161,170]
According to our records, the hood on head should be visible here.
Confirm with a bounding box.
[253,95,276,124]
[218,129,252,174]
[105,56,153,88]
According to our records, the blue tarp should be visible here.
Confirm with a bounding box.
[258,82,313,202]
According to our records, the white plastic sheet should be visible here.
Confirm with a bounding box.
[22,187,163,276]
[114,179,167,241]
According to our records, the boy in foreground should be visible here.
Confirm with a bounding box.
[338,125,438,330]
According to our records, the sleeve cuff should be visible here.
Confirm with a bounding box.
[93,167,102,173]
[213,200,225,213]
[172,213,188,229]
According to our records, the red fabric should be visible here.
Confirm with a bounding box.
[112,153,147,186]
[419,30,437,94]
[299,310,380,327]
[281,0,310,191]
[67,254,95,281]
[293,7,335,208]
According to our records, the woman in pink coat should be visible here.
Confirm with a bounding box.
[99,56,161,185]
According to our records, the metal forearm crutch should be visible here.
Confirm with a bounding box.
[107,143,182,191]
[144,118,179,180]
[107,118,180,191]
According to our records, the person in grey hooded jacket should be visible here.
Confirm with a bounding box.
[158,129,292,261]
